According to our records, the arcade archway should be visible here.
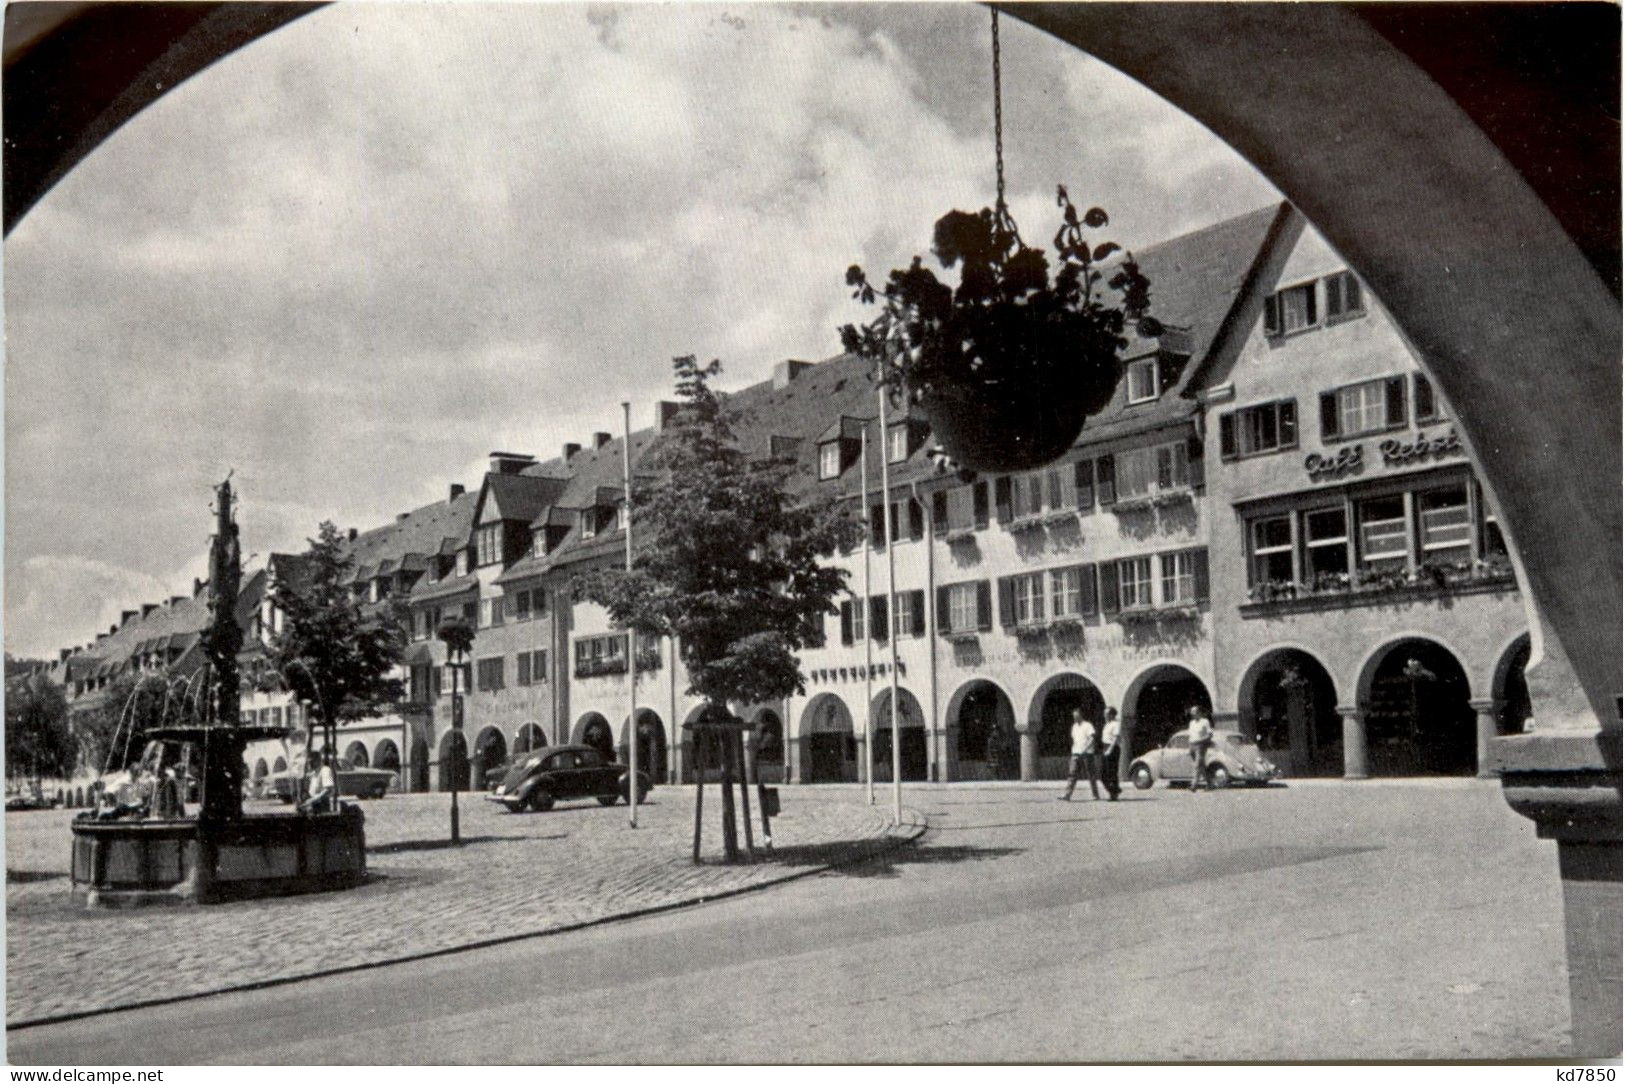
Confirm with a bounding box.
[620,710,668,785]
[798,694,855,784]
[343,741,369,769]
[1238,648,1340,777]
[948,679,1018,781]
[1029,673,1106,781]
[575,713,614,763]
[436,731,468,792]
[373,739,401,777]
[1126,665,1211,760]
[1493,634,1533,735]
[1360,638,1476,776]
[514,723,547,755]
[472,727,507,789]
[753,708,786,784]
[871,688,928,783]
[409,736,429,793]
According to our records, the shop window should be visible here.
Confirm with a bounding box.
[1418,487,1471,565]
[1251,516,1294,585]
[1303,507,1350,578]
[1358,495,1409,573]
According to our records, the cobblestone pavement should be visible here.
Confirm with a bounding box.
[5,787,920,1025]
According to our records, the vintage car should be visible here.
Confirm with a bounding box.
[485,744,651,813]
[264,755,395,801]
[1128,730,1281,790]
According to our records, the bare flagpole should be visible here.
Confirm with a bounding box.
[622,401,638,829]
[877,382,903,826]
[861,424,874,806]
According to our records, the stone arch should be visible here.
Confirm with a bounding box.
[472,726,508,789]
[573,712,614,763]
[619,709,668,785]
[1027,672,1108,779]
[252,758,268,780]
[1491,632,1533,735]
[869,687,928,783]
[1356,636,1477,776]
[1123,663,1211,760]
[343,741,369,769]
[513,723,547,755]
[946,678,1019,782]
[1235,646,1341,777]
[373,739,401,777]
[797,693,856,784]
[437,730,468,792]
[273,756,287,774]
[409,736,429,793]
[752,707,786,784]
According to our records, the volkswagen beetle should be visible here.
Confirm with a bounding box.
[1128,730,1280,790]
[485,743,651,813]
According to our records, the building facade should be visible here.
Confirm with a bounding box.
[47,202,1533,790]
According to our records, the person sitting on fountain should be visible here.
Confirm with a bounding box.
[299,749,336,815]
[151,764,185,819]
[97,763,151,820]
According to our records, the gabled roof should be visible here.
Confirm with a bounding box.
[344,487,479,573]
[476,471,570,526]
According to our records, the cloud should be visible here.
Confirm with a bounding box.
[4,4,1277,658]
[4,556,174,660]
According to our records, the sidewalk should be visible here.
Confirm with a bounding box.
[5,787,924,1026]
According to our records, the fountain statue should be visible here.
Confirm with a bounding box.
[70,478,367,906]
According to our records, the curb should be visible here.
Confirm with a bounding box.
[8,806,928,1033]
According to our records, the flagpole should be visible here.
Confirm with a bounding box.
[622,401,638,829]
[877,381,903,826]
[861,425,874,806]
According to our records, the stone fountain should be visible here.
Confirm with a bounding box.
[69,479,367,906]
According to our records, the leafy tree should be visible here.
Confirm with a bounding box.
[75,672,173,774]
[578,356,858,713]
[269,522,407,751]
[6,674,73,781]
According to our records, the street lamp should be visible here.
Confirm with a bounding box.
[437,616,475,844]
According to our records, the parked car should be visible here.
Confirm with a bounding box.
[486,744,651,813]
[264,756,395,801]
[1128,730,1280,790]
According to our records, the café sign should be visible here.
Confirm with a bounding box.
[1305,426,1463,481]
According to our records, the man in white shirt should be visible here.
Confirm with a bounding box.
[1187,705,1214,792]
[1060,709,1100,801]
[299,749,337,814]
[1099,707,1122,801]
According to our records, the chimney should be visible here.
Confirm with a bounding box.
[654,401,681,431]
[59,649,71,663]
[96,632,108,643]
[489,451,536,475]
[773,359,813,389]
[193,577,205,596]
[169,596,186,607]
[141,603,159,618]
[348,527,358,541]
[562,442,581,462]
[449,483,465,502]
[121,610,138,626]
[592,432,612,449]
[396,512,409,522]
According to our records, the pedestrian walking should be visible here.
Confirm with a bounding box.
[1060,708,1101,801]
[1187,704,1214,792]
[1099,707,1122,801]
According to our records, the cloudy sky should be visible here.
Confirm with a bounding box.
[4,2,1279,660]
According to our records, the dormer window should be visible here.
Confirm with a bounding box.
[818,441,842,480]
[887,423,910,464]
[456,550,470,576]
[475,524,503,567]
[581,509,598,540]
[1126,357,1159,404]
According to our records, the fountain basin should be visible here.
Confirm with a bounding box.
[70,805,366,907]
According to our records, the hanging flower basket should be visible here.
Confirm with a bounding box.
[841,188,1157,473]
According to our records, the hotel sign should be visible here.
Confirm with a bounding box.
[1305,426,1464,482]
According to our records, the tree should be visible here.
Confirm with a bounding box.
[578,356,858,714]
[268,522,407,752]
[6,674,73,781]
